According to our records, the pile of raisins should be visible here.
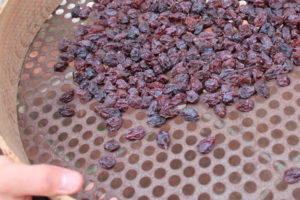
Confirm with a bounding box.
[56,0,299,128]
[55,0,299,173]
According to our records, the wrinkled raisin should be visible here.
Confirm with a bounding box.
[147,115,166,127]
[59,89,74,104]
[181,108,199,122]
[106,117,123,131]
[58,104,75,117]
[284,168,300,184]
[99,155,116,169]
[197,136,216,154]
[277,74,290,87]
[125,126,146,141]
[104,140,120,152]
[214,103,226,118]
[156,131,171,150]
[236,99,255,112]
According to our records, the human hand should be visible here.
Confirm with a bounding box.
[0,156,83,200]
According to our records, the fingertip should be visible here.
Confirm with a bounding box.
[58,169,84,194]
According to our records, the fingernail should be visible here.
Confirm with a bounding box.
[58,170,83,194]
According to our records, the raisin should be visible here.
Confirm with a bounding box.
[106,117,123,132]
[186,90,199,103]
[54,61,68,72]
[181,108,199,122]
[238,84,255,99]
[104,140,120,152]
[204,78,220,92]
[284,168,300,184]
[147,115,166,127]
[115,98,129,112]
[94,106,121,119]
[79,6,92,20]
[59,89,74,104]
[71,5,81,18]
[235,99,255,112]
[197,136,216,154]
[156,131,171,150]
[99,155,116,169]
[203,93,222,107]
[58,104,75,117]
[147,100,158,116]
[76,89,93,102]
[58,38,70,52]
[214,103,226,118]
[125,126,146,141]
[276,74,290,87]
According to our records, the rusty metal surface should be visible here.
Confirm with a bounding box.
[17,0,300,199]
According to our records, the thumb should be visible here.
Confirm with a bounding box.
[0,160,83,197]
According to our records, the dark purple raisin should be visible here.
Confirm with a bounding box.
[235,99,255,112]
[79,6,92,20]
[104,140,120,152]
[214,103,226,118]
[54,61,68,72]
[99,155,116,169]
[284,168,300,184]
[59,89,74,104]
[186,90,199,103]
[156,131,171,150]
[71,5,81,18]
[125,126,146,141]
[58,104,75,117]
[147,115,166,127]
[276,74,290,87]
[203,93,222,107]
[197,136,216,154]
[106,117,123,132]
[255,80,270,99]
[94,106,121,119]
[76,89,93,102]
[181,107,199,122]
[238,84,255,99]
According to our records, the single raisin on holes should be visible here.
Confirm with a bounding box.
[284,168,300,184]
[125,126,146,141]
[104,139,120,152]
[99,155,116,170]
[147,115,166,127]
[236,99,255,112]
[156,131,171,150]
[58,104,75,117]
[214,103,226,118]
[105,117,123,132]
[71,5,81,18]
[54,61,68,72]
[197,136,216,154]
[276,74,290,87]
[59,89,74,104]
[181,107,199,122]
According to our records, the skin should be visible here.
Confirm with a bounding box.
[0,156,83,200]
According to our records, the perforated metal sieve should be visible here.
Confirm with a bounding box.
[17,0,300,199]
